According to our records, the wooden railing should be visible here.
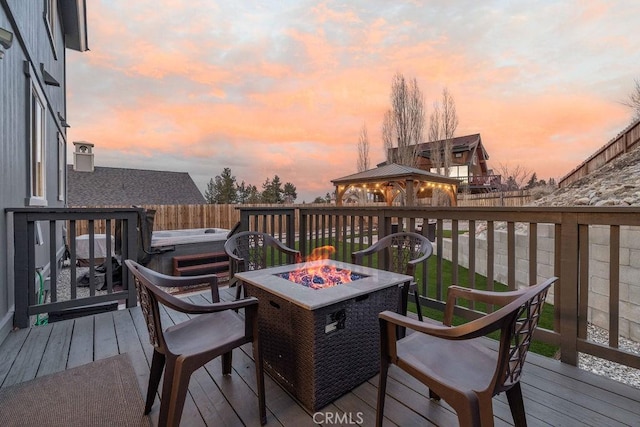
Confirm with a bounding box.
[236,205,640,370]
[9,208,139,328]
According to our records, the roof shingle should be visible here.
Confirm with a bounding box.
[67,166,205,206]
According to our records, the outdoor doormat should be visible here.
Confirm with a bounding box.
[0,353,151,426]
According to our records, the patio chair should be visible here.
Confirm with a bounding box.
[376,277,557,427]
[225,231,301,299]
[351,231,432,321]
[124,260,266,426]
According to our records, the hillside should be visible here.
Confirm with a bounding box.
[533,144,640,207]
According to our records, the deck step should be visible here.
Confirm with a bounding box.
[172,251,230,277]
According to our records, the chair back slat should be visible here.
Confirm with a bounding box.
[235,232,268,271]
[386,233,433,276]
[130,267,164,349]
[496,282,551,391]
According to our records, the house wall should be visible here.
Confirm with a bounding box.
[1,1,69,342]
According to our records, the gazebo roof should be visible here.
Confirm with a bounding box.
[331,163,460,186]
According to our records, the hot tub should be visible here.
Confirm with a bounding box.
[146,228,230,275]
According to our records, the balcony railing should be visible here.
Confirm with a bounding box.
[8,207,140,328]
[236,205,640,370]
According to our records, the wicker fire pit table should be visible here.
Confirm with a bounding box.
[235,259,412,412]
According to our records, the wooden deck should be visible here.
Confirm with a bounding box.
[1,288,639,426]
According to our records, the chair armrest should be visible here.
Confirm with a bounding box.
[144,271,218,289]
[380,309,505,342]
[158,294,259,316]
[351,239,385,264]
[270,239,301,259]
[443,285,527,325]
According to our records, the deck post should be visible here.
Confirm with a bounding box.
[559,212,579,365]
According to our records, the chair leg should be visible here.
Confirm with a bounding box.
[165,359,193,427]
[454,393,481,427]
[478,395,495,427]
[222,351,233,375]
[158,358,176,427]
[235,282,243,299]
[146,350,165,414]
[376,359,389,427]
[252,339,267,425]
[414,290,424,322]
[506,382,527,427]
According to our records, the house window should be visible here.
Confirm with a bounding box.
[29,81,47,205]
[58,133,65,201]
[448,165,469,179]
[44,0,57,55]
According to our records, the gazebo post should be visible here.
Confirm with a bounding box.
[335,185,344,206]
[384,185,393,206]
[449,185,458,206]
[406,179,415,206]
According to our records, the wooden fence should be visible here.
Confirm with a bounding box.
[71,203,332,235]
[72,196,542,235]
[559,118,640,188]
[457,190,533,207]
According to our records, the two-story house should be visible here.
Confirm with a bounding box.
[387,134,501,193]
[0,1,88,342]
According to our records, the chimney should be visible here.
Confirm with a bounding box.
[73,141,94,172]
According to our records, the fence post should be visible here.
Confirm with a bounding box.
[559,212,579,365]
[298,208,307,258]
[12,212,30,328]
[125,212,138,308]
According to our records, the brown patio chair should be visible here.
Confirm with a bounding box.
[124,260,266,426]
[225,231,301,299]
[351,231,433,320]
[376,277,557,427]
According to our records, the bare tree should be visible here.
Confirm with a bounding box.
[382,110,395,163]
[428,88,459,206]
[496,162,532,190]
[622,78,640,121]
[357,123,370,172]
[440,88,458,173]
[382,72,425,167]
[427,88,458,176]
[428,102,442,174]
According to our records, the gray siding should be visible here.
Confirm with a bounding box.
[1,1,70,341]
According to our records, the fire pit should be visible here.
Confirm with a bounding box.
[236,259,412,411]
[276,263,367,289]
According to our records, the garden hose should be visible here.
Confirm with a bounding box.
[35,269,48,326]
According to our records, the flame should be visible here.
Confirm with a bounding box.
[283,246,353,289]
[307,245,335,261]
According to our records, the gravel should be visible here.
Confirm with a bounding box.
[580,323,640,389]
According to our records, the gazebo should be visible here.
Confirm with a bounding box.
[331,163,459,206]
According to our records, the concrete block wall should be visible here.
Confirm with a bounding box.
[437,223,640,341]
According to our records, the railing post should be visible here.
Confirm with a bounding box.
[12,212,30,328]
[240,210,250,232]
[299,208,307,258]
[286,209,296,251]
[559,212,579,365]
[125,212,138,308]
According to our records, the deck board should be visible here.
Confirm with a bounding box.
[1,289,639,426]
[67,314,95,368]
[37,320,73,377]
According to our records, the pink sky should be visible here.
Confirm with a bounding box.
[66,1,639,202]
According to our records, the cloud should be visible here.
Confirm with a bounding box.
[66,0,640,202]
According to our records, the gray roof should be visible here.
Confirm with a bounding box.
[67,166,205,206]
[331,163,459,184]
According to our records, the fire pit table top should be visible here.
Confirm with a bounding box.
[235,259,413,310]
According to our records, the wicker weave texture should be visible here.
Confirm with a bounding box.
[246,283,400,411]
